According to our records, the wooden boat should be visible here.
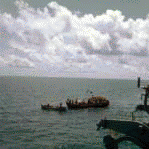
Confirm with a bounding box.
[41,104,66,112]
[66,95,109,109]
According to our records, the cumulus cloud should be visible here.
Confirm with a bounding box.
[0,1,149,78]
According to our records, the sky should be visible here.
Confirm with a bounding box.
[0,0,149,79]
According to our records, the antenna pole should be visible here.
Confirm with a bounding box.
[138,77,140,88]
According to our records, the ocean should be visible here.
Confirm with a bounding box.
[0,76,148,148]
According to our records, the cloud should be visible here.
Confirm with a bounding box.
[0,55,35,68]
[0,1,149,78]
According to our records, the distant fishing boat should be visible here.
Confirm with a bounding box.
[41,103,66,112]
[66,95,109,110]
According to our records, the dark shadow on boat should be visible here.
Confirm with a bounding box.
[136,105,149,112]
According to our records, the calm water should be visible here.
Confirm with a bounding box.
[0,76,148,149]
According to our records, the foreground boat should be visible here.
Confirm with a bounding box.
[41,104,66,112]
[97,118,149,149]
[96,77,149,149]
[66,95,109,109]
[136,77,149,113]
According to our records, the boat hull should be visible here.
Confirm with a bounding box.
[41,105,66,112]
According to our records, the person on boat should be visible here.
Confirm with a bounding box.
[82,100,85,104]
[92,94,94,98]
[60,103,62,108]
[75,98,78,104]
[67,98,69,102]
[69,99,71,104]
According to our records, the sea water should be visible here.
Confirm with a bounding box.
[0,76,148,149]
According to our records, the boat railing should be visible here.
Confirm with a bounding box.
[140,93,149,99]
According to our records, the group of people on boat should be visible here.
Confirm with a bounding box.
[42,94,109,111]
[66,96,106,105]
[66,98,86,105]
[46,103,63,108]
